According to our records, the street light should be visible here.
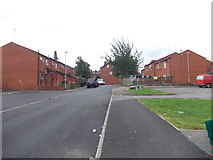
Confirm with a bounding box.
[65,51,68,90]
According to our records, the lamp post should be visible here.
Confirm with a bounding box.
[65,51,68,90]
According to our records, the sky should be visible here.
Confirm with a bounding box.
[0,0,212,71]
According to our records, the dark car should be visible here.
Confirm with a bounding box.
[87,78,99,88]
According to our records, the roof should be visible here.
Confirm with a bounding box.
[144,52,178,67]
[1,42,74,69]
[100,62,112,69]
[180,49,212,63]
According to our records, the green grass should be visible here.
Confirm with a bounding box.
[138,98,212,130]
[129,87,171,95]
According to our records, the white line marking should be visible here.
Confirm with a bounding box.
[95,92,113,158]
[1,93,68,114]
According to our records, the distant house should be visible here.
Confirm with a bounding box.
[141,50,212,85]
[100,62,120,85]
[1,42,78,90]
[91,70,100,79]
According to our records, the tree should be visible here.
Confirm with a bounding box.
[74,56,91,79]
[103,38,143,78]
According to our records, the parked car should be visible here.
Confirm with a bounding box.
[87,78,99,88]
[195,74,212,88]
[97,79,106,85]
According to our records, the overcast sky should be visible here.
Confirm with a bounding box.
[0,0,211,70]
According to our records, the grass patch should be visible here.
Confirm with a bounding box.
[138,98,212,130]
[129,87,171,95]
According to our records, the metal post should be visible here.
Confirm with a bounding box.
[65,51,68,90]
[187,52,190,83]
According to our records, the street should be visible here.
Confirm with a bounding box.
[2,86,112,158]
[2,85,211,158]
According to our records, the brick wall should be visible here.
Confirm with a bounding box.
[142,50,212,85]
[100,63,120,85]
[1,42,78,91]
[171,50,212,84]
[2,42,38,90]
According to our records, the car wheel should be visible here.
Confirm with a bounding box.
[206,83,211,88]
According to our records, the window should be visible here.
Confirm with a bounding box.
[107,64,109,68]
[156,64,159,69]
[164,62,167,68]
[46,68,51,74]
[196,76,203,80]
[40,57,43,61]
[40,72,44,79]
[55,64,57,69]
[46,60,49,66]
[149,65,152,70]
[60,64,64,68]
[110,71,113,75]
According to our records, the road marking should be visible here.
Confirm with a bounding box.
[95,91,113,158]
[1,93,68,114]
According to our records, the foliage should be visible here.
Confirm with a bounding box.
[138,98,212,130]
[74,56,91,79]
[103,38,143,78]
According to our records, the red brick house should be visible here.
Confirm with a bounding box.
[141,50,212,85]
[91,70,100,79]
[100,63,120,85]
[1,42,78,90]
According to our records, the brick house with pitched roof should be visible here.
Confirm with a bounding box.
[100,62,120,85]
[1,42,78,90]
[141,50,212,84]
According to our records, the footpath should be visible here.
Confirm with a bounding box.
[112,86,212,156]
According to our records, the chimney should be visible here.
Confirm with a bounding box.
[54,51,58,61]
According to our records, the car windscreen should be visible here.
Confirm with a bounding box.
[196,76,203,80]
[87,79,94,83]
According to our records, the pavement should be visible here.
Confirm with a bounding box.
[112,85,212,156]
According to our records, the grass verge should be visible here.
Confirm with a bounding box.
[138,98,212,130]
[129,87,171,95]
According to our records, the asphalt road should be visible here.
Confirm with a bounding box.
[2,86,112,158]
[2,85,211,158]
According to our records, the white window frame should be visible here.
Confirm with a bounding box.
[164,61,167,69]
[46,60,49,66]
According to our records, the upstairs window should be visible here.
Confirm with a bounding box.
[149,65,152,70]
[46,60,49,66]
[164,61,167,68]
[110,71,113,75]
[156,64,159,69]
[107,64,109,68]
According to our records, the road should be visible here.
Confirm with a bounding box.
[2,86,112,158]
[2,85,211,158]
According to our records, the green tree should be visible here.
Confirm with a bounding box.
[104,38,143,78]
[75,56,91,79]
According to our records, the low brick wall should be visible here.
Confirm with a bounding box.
[37,86,65,91]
